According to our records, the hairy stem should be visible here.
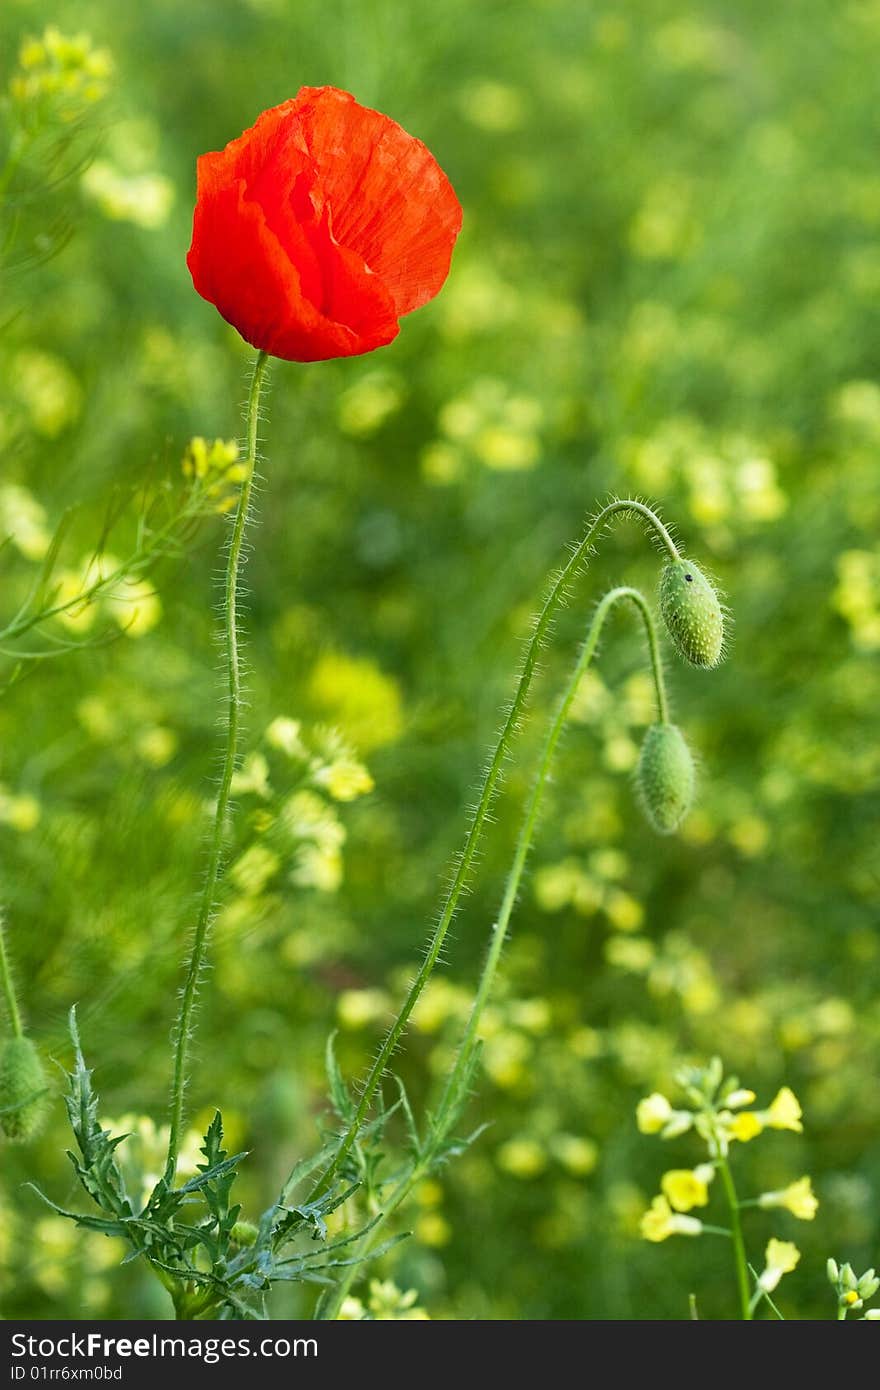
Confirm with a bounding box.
[718,1154,751,1320]
[309,502,676,1202]
[0,913,24,1038]
[434,586,667,1135]
[165,350,270,1181]
[319,588,669,1319]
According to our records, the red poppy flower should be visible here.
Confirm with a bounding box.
[187,86,462,363]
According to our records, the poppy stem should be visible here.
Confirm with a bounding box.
[165,349,270,1183]
[0,912,24,1039]
[308,499,679,1200]
[318,585,668,1319]
[431,587,667,1138]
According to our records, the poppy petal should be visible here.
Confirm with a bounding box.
[187,87,461,361]
[296,86,463,316]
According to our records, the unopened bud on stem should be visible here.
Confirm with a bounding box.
[659,559,724,670]
[636,723,695,834]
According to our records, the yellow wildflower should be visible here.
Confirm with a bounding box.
[415,1212,451,1248]
[640,1195,703,1242]
[758,1176,818,1221]
[758,1238,800,1292]
[636,1092,672,1134]
[728,1111,763,1142]
[317,758,374,802]
[338,1297,366,1319]
[661,1164,714,1212]
[265,717,306,758]
[496,1138,547,1179]
[366,1279,430,1320]
[765,1086,803,1133]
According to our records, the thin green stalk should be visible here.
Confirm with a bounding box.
[0,913,24,1038]
[165,350,270,1182]
[319,586,668,1319]
[1,461,235,650]
[309,502,678,1203]
[2,521,184,644]
[433,587,666,1135]
[718,1154,751,1319]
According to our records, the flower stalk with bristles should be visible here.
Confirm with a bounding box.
[319,537,723,1317]
[0,912,48,1143]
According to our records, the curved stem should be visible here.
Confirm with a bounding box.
[640,589,669,725]
[318,585,668,1318]
[308,501,677,1202]
[0,913,24,1038]
[718,1154,751,1320]
[165,350,270,1181]
[433,587,666,1135]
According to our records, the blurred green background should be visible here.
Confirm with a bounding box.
[1,0,879,1320]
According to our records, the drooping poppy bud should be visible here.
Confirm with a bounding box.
[0,1035,48,1143]
[659,559,724,669]
[636,723,695,834]
[187,87,462,363]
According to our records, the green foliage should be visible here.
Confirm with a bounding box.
[28,1011,402,1319]
[0,1035,48,1141]
[0,0,878,1322]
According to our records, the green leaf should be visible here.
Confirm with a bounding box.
[325,1033,355,1123]
[278,1138,341,1204]
[63,1008,133,1220]
[177,1152,247,1196]
[395,1077,422,1157]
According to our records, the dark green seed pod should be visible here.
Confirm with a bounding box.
[659,559,724,669]
[636,723,695,834]
[0,1035,48,1143]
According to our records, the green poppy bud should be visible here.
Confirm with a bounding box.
[230,1220,259,1247]
[659,559,724,669]
[0,1035,48,1143]
[636,723,695,834]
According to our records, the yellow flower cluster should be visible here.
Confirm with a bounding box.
[832,549,880,651]
[338,1279,430,1320]
[638,1077,803,1149]
[724,1086,803,1142]
[98,1114,203,1210]
[222,717,375,908]
[424,376,544,482]
[55,553,161,639]
[10,27,112,109]
[827,1259,880,1319]
[182,437,246,513]
[636,1060,818,1275]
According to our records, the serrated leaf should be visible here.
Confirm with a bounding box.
[177,1151,247,1195]
[63,1008,132,1219]
[395,1077,421,1157]
[278,1138,340,1203]
[199,1110,226,1168]
[325,1033,355,1123]
[24,1184,129,1237]
[310,1229,411,1272]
